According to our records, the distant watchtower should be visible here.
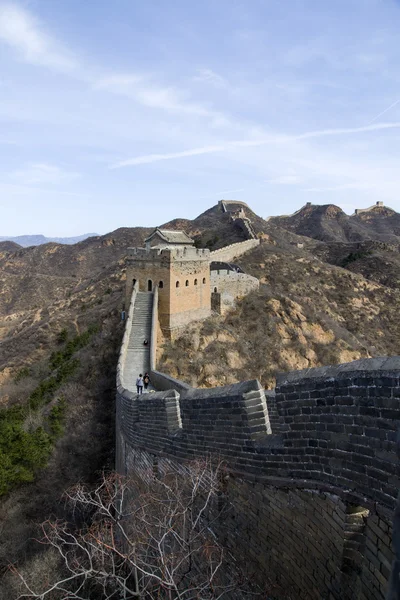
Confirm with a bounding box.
[125,229,211,335]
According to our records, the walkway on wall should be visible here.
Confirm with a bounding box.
[123,291,155,392]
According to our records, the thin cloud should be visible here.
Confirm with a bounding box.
[9,163,80,185]
[265,175,302,185]
[294,122,400,141]
[192,68,228,89]
[0,3,76,70]
[111,145,227,168]
[199,188,244,199]
[367,99,400,125]
[305,183,370,193]
[95,73,230,125]
[112,121,400,168]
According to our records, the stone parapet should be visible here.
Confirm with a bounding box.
[210,238,260,262]
[127,246,210,262]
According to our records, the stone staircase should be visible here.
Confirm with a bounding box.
[233,217,257,240]
[265,391,283,434]
[123,292,154,389]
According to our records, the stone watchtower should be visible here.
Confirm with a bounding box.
[125,229,211,335]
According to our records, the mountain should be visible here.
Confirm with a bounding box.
[351,203,400,240]
[0,240,21,253]
[267,202,377,242]
[3,199,400,596]
[0,233,99,247]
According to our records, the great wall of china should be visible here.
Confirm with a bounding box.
[116,224,400,599]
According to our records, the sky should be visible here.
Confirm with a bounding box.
[1,0,400,236]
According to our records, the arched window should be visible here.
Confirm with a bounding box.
[214,287,218,293]
[132,278,137,288]
[185,280,189,287]
[176,281,180,288]
[159,281,164,289]
[148,280,153,292]
[202,277,206,284]
[194,278,198,285]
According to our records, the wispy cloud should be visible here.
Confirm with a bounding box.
[192,68,228,88]
[112,121,400,168]
[265,175,302,185]
[200,187,245,199]
[9,163,80,185]
[111,145,227,168]
[94,73,230,125]
[305,182,370,193]
[367,99,400,125]
[0,3,76,71]
[294,122,400,141]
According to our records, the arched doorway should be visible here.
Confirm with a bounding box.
[148,280,153,292]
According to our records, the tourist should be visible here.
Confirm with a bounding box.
[136,374,143,394]
[143,372,150,392]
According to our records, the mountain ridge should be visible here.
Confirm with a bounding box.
[0,232,99,248]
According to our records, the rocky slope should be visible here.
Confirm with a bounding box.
[267,202,400,243]
[2,199,400,596]
[160,239,400,389]
[0,241,21,253]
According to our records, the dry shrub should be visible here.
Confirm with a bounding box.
[0,377,39,408]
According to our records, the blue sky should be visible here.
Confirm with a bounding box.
[1,0,400,235]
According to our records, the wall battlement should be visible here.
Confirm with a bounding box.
[210,238,260,262]
[117,359,400,511]
[127,246,210,261]
[354,201,385,216]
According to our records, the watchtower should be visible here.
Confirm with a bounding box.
[125,229,211,334]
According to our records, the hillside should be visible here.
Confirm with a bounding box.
[3,199,400,596]
[0,241,21,253]
[159,239,400,389]
[352,204,400,239]
[267,203,376,242]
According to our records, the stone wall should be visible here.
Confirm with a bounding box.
[210,271,259,313]
[209,238,260,262]
[116,356,400,598]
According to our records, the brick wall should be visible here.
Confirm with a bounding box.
[210,271,259,313]
[209,238,260,262]
[116,356,400,598]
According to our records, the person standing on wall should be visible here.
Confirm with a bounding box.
[143,372,150,392]
[136,374,143,394]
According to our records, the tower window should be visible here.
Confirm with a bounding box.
[176,281,180,288]
[194,278,198,285]
[159,281,164,289]
[148,280,153,292]
[214,287,218,293]
[185,280,189,286]
[202,278,206,284]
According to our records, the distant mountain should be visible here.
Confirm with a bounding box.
[0,233,98,247]
[352,204,400,239]
[267,202,400,243]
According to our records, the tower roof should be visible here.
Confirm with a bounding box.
[145,228,194,245]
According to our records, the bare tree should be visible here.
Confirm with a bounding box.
[11,460,253,600]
